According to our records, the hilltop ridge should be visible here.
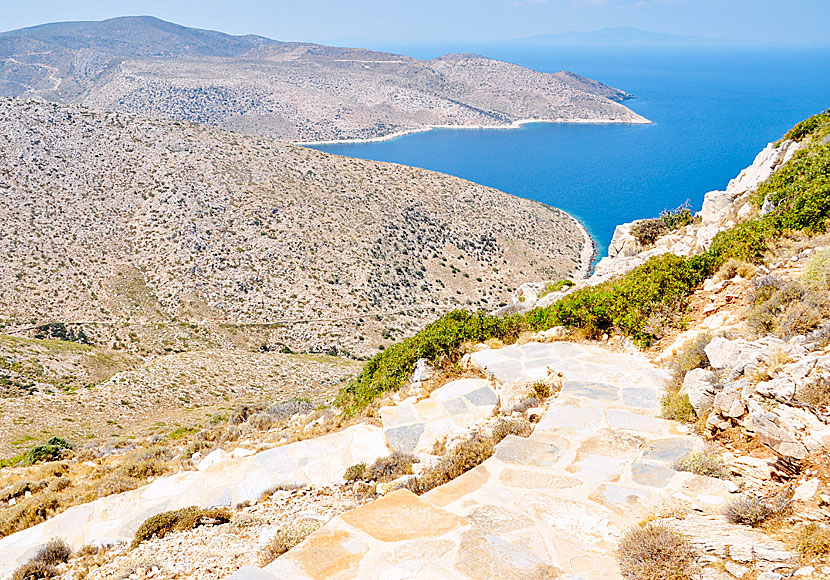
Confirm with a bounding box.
[0,16,648,142]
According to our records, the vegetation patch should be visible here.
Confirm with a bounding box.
[410,419,531,495]
[131,506,232,548]
[673,449,729,479]
[336,110,830,412]
[786,522,830,558]
[258,518,324,565]
[617,522,699,580]
[630,203,696,247]
[724,494,791,527]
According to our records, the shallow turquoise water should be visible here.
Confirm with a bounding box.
[312,45,830,258]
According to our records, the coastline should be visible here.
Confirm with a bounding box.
[296,115,652,146]
[564,208,598,281]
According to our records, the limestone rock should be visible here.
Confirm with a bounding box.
[411,359,434,383]
[681,368,721,416]
[704,337,762,374]
[751,413,808,461]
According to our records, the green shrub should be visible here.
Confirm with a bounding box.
[540,254,707,347]
[540,279,574,298]
[343,462,366,482]
[617,522,699,580]
[673,450,729,479]
[22,446,62,466]
[660,392,697,423]
[803,248,830,289]
[781,110,830,142]
[336,310,525,413]
[131,506,232,548]
[630,203,695,247]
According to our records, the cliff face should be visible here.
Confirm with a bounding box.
[0,17,649,143]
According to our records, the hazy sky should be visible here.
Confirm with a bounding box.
[2,0,829,45]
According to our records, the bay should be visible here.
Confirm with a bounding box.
[312,45,830,259]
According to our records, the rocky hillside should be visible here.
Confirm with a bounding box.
[0,16,648,142]
[0,97,591,355]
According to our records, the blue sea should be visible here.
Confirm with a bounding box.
[312,45,830,259]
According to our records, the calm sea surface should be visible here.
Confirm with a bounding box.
[312,45,830,258]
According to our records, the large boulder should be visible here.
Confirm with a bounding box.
[680,368,721,416]
[704,337,763,376]
[713,381,747,419]
[751,412,808,461]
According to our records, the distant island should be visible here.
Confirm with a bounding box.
[0,16,648,142]
[524,26,744,46]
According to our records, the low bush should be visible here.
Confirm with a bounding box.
[724,495,790,527]
[258,519,323,565]
[539,279,574,298]
[617,522,699,580]
[22,438,73,467]
[0,492,60,539]
[364,452,417,483]
[781,109,830,142]
[131,506,232,548]
[33,538,71,566]
[803,248,830,290]
[343,462,366,482]
[747,280,830,338]
[11,560,54,580]
[673,450,729,479]
[630,203,696,247]
[336,310,524,413]
[714,258,756,281]
[660,391,697,423]
[787,523,830,558]
[796,375,830,408]
[668,334,712,391]
[411,419,531,495]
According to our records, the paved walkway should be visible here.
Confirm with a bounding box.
[236,342,734,580]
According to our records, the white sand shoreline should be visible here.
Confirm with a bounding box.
[295,116,652,146]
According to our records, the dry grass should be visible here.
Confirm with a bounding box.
[673,449,729,479]
[617,522,700,580]
[410,418,532,495]
[747,280,830,338]
[364,452,417,483]
[786,523,830,559]
[797,374,830,408]
[258,518,324,565]
[714,259,757,281]
[724,494,791,528]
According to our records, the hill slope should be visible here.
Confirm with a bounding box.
[0,16,648,142]
[0,97,590,354]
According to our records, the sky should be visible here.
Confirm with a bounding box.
[2,0,829,46]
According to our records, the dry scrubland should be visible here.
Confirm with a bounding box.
[0,98,589,357]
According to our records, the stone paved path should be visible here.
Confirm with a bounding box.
[234,342,735,580]
[0,426,390,575]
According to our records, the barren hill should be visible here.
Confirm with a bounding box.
[0,97,590,354]
[0,16,648,142]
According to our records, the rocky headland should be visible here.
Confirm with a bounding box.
[0,16,649,143]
